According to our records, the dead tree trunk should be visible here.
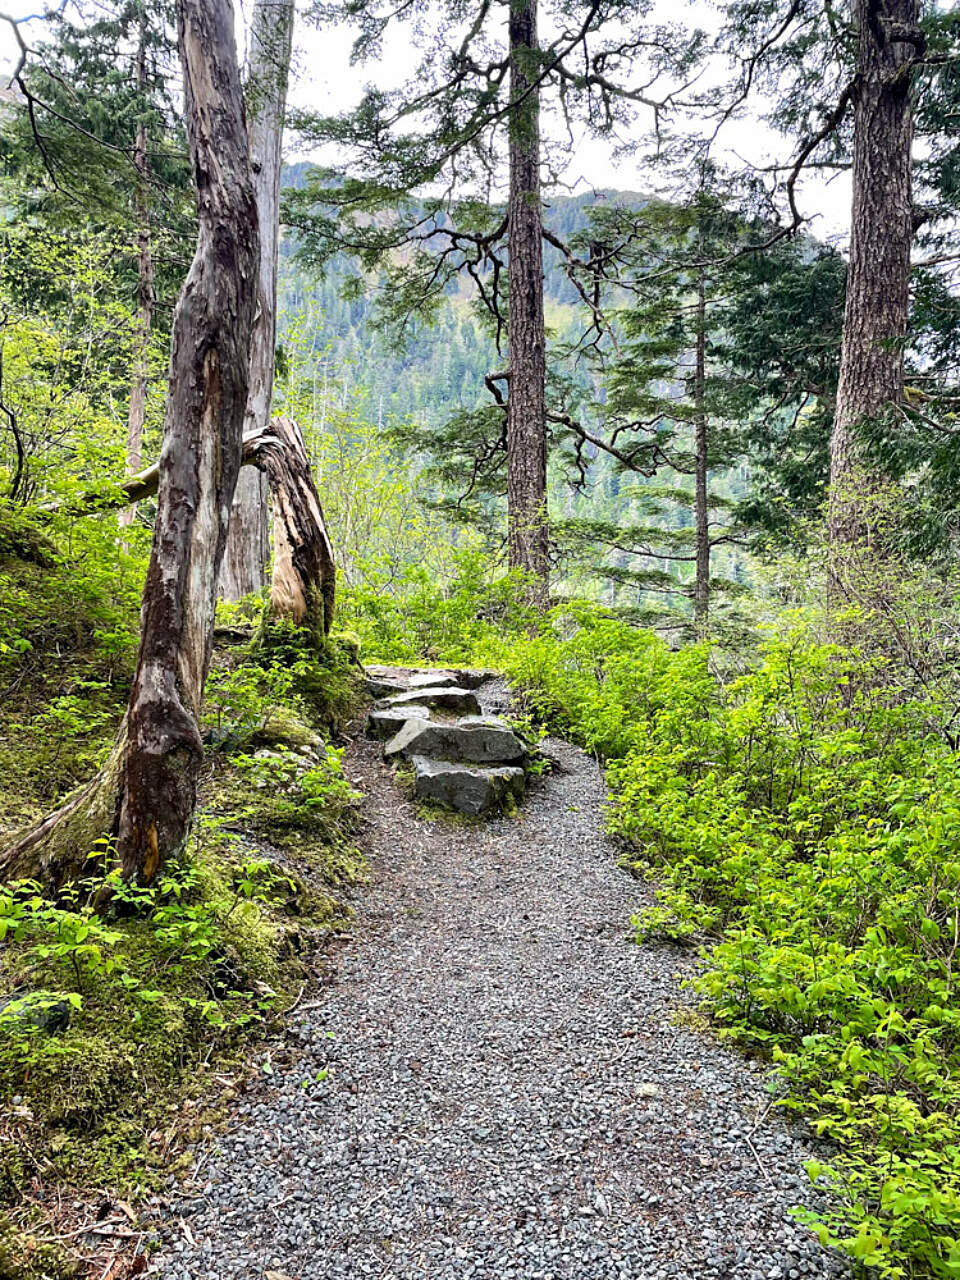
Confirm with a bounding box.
[693,266,710,631]
[0,0,259,888]
[220,0,295,601]
[827,0,917,578]
[249,417,335,639]
[36,423,336,640]
[506,0,549,605]
[119,14,154,532]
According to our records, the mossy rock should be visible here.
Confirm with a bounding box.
[250,706,321,753]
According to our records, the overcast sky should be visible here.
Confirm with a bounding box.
[0,0,854,241]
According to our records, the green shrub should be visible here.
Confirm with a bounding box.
[337,548,537,664]
[500,604,960,1279]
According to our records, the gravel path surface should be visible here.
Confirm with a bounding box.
[161,684,850,1280]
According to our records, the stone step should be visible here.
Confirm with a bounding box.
[381,685,481,716]
[365,670,462,699]
[367,704,432,740]
[410,756,525,816]
[365,676,414,699]
[384,716,527,766]
[365,665,497,692]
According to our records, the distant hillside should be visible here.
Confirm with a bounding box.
[277,164,645,431]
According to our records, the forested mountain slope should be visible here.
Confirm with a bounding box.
[278,166,641,431]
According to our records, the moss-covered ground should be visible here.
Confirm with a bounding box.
[0,538,367,1279]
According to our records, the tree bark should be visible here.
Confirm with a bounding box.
[251,416,336,640]
[220,467,269,596]
[693,267,709,631]
[119,13,154,532]
[0,0,259,888]
[506,0,548,604]
[827,0,917,566]
[220,0,295,601]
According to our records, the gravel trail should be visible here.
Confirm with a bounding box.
[161,686,849,1280]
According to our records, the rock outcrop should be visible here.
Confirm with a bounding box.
[383,717,527,766]
[410,756,525,817]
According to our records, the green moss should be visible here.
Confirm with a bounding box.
[0,1214,83,1280]
[0,555,371,1273]
[0,837,313,1211]
[249,625,364,732]
[250,706,321,752]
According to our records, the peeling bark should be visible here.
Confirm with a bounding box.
[39,422,336,641]
[220,0,296,600]
[249,416,336,640]
[0,0,258,888]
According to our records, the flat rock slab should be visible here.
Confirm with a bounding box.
[411,755,525,816]
[365,665,498,691]
[365,676,414,699]
[382,686,481,716]
[384,717,527,766]
[367,705,432,740]
[366,671,463,698]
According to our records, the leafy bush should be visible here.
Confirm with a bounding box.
[337,548,537,663]
[500,604,960,1279]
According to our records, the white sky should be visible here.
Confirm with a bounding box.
[0,0,854,241]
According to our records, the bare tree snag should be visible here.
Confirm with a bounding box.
[248,416,335,639]
[827,0,917,575]
[220,468,270,596]
[220,0,296,601]
[506,0,549,605]
[119,12,154,533]
[38,421,336,641]
[0,0,259,888]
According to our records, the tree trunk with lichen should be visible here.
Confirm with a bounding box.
[828,0,917,590]
[219,0,295,601]
[0,0,259,889]
[506,0,549,606]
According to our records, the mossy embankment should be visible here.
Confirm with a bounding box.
[0,514,368,1277]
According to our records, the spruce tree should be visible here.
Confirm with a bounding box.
[714,0,959,588]
[288,0,698,600]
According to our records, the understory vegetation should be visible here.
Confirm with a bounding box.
[0,503,365,1275]
[498,605,960,1280]
[5,489,957,1279]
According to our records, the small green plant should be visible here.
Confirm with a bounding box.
[231,744,362,838]
[203,660,300,743]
